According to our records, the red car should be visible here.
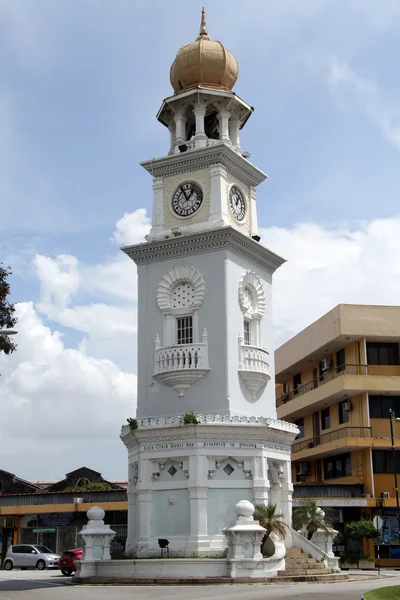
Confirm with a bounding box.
[58,548,82,576]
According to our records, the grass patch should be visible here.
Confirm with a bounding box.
[364,586,400,600]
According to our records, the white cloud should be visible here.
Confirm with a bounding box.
[0,302,136,478]
[328,59,400,149]
[112,209,151,247]
[262,216,400,345]
[34,209,151,341]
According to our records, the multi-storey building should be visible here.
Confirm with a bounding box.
[276,304,400,566]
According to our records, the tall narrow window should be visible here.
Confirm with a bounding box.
[321,407,330,430]
[177,316,193,345]
[243,320,250,345]
[293,373,302,395]
[336,348,345,372]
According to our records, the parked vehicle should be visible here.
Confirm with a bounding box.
[58,548,82,576]
[4,545,60,571]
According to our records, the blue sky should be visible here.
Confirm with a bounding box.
[1,0,400,480]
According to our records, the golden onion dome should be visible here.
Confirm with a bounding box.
[170,8,239,95]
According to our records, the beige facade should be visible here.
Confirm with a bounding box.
[276,304,400,566]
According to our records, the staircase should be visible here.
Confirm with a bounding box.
[271,547,348,583]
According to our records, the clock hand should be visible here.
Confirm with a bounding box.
[180,186,189,201]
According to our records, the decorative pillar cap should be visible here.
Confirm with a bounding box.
[87,506,105,521]
[235,499,255,518]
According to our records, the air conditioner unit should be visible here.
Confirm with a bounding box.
[73,497,84,504]
[321,359,331,372]
[382,492,390,499]
[342,400,352,412]
[296,463,310,476]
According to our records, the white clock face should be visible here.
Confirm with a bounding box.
[229,186,246,221]
[172,182,203,217]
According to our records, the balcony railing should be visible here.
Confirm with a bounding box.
[277,363,368,405]
[292,426,372,454]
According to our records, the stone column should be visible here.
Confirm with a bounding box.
[193,106,207,148]
[136,488,153,556]
[250,186,259,237]
[174,114,188,151]
[188,487,209,553]
[217,111,231,143]
[253,455,270,505]
[229,119,240,148]
[280,460,294,547]
[209,163,228,225]
[151,178,164,232]
[168,123,175,155]
[125,462,138,556]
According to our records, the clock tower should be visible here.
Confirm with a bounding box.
[121,9,297,559]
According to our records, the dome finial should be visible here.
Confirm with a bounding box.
[197,7,210,40]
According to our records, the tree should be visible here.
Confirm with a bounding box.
[345,520,378,543]
[254,503,288,556]
[292,500,332,540]
[0,264,17,355]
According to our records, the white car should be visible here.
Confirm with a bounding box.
[4,544,60,570]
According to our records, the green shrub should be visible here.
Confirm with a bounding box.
[127,418,138,431]
[183,410,199,425]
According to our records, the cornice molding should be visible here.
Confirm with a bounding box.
[140,144,267,188]
[122,227,286,275]
[120,415,299,448]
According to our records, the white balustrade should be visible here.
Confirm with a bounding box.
[154,343,209,374]
[239,344,269,373]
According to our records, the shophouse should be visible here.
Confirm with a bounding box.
[0,466,127,564]
[276,304,400,566]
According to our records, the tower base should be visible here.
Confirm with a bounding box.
[121,414,298,558]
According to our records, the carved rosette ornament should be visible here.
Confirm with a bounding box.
[238,271,266,320]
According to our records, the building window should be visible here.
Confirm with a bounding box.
[243,320,250,345]
[293,373,302,395]
[336,348,345,372]
[339,400,350,424]
[295,418,304,439]
[367,342,399,366]
[321,407,330,430]
[177,317,193,345]
[372,450,400,474]
[324,453,352,479]
[369,395,400,419]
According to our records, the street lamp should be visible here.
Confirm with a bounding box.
[389,408,400,543]
[0,329,17,336]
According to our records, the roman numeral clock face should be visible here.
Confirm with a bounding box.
[229,186,246,221]
[172,182,203,217]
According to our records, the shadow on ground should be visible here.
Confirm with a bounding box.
[0,574,69,592]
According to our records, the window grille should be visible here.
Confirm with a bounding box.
[243,320,250,345]
[177,317,193,345]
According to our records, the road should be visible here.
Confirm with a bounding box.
[0,569,399,600]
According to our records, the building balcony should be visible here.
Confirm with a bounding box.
[277,363,400,420]
[291,426,372,460]
[238,343,271,400]
[153,335,210,399]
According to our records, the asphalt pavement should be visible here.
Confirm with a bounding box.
[0,569,400,600]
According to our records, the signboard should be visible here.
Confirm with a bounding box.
[373,516,383,531]
[37,513,73,528]
[33,528,56,533]
[292,499,368,507]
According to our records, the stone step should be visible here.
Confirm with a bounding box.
[269,573,349,584]
[285,557,317,565]
[279,568,333,576]
[285,547,302,555]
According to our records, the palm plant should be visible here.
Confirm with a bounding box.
[292,500,332,540]
[254,504,288,556]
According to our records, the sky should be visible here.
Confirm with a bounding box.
[1,0,400,481]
